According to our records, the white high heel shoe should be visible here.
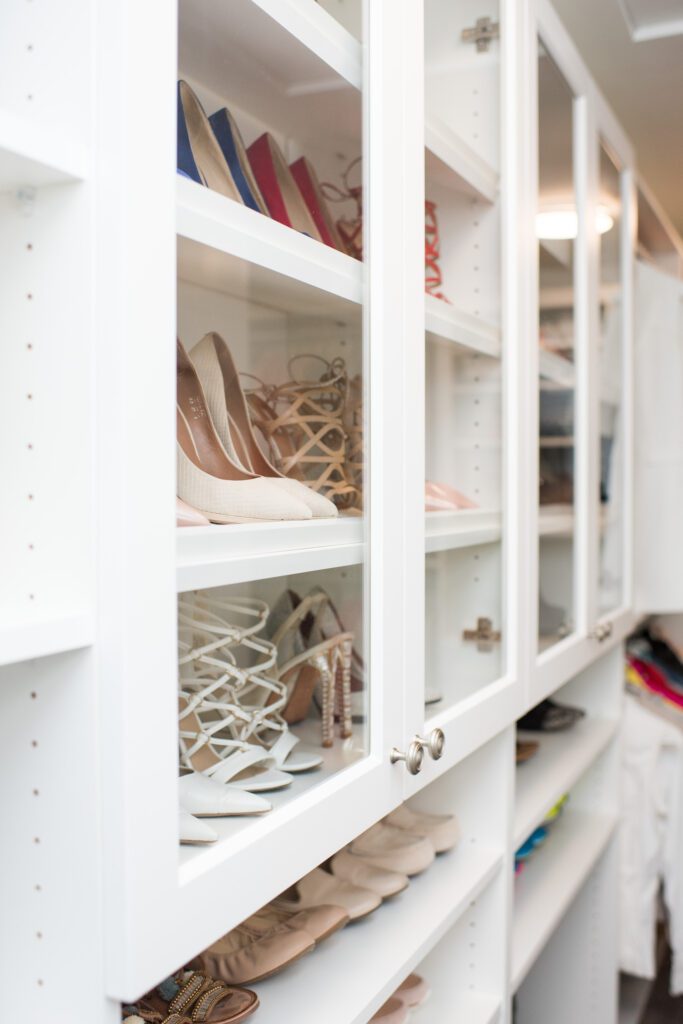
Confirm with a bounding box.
[190,332,337,519]
[179,593,323,773]
[179,692,293,792]
[179,803,218,845]
[177,339,312,524]
[179,770,271,817]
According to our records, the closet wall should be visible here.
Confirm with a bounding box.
[0,0,645,1021]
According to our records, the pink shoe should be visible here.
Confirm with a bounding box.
[289,156,346,252]
[371,997,409,1023]
[425,481,478,512]
[246,134,322,241]
[176,497,210,527]
[394,973,430,1008]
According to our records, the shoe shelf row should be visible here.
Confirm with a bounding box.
[177,508,506,591]
[511,645,623,1012]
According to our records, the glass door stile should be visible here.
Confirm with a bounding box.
[535,37,580,655]
[422,0,508,735]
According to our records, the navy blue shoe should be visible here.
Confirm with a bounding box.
[177,80,242,202]
[209,107,267,214]
[177,81,202,185]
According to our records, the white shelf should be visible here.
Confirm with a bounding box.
[177,175,362,314]
[426,117,499,204]
[179,719,365,885]
[539,505,612,538]
[426,509,501,553]
[540,436,573,448]
[0,609,94,667]
[177,517,364,591]
[182,0,361,91]
[249,842,502,1024]
[426,295,501,358]
[514,718,618,847]
[512,810,618,991]
[179,0,361,157]
[539,350,575,387]
[412,991,501,1024]
[178,508,502,591]
[0,110,88,192]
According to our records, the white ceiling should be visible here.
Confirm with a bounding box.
[552,0,683,238]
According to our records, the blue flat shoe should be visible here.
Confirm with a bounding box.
[209,107,269,215]
[177,80,243,202]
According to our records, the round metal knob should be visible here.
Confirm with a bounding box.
[390,741,424,775]
[591,623,607,642]
[416,728,445,760]
[604,620,613,638]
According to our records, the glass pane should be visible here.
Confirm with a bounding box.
[175,0,368,856]
[424,0,504,714]
[537,42,577,651]
[598,142,624,613]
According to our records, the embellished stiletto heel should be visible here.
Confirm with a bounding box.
[268,591,354,749]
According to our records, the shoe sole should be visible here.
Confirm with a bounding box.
[221,994,261,1024]
[191,810,269,818]
[308,915,350,942]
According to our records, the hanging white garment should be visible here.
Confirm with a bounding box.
[619,694,683,992]
[634,260,683,612]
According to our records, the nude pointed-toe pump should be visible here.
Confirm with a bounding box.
[176,339,311,524]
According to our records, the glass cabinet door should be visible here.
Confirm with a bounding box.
[423,0,506,720]
[596,141,626,616]
[536,41,579,653]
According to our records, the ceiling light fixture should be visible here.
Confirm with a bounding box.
[536,204,614,240]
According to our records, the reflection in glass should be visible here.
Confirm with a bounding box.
[537,41,577,650]
[598,143,624,612]
[423,0,504,714]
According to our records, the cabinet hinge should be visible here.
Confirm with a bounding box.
[461,16,500,53]
[462,616,501,652]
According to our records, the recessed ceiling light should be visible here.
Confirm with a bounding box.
[536,205,614,240]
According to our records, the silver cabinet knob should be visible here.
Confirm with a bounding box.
[591,623,607,642]
[416,728,445,760]
[390,741,424,775]
[604,620,613,638]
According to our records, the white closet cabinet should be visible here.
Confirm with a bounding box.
[0,1,639,1022]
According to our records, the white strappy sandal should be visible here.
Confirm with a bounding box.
[179,594,322,775]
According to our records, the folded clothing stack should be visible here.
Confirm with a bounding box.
[626,625,683,729]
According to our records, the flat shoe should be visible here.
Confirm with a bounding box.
[384,804,460,854]
[247,133,323,240]
[208,106,269,215]
[349,822,435,876]
[132,970,259,1024]
[177,81,243,203]
[179,772,271,817]
[199,918,314,986]
[262,901,350,941]
[394,973,430,1007]
[370,997,409,1023]
[329,848,409,898]
[276,867,382,920]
